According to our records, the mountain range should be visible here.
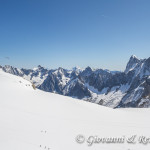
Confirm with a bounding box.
[1,55,150,108]
[1,63,150,150]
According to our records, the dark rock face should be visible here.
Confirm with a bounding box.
[105,73,127,88]
[65,80,91,99]
[39,73,63,94]
[21,68,33,76]
[117,57,150,108]
[2,65,24,76]
[125,55,140,73]
[1,55,150,108]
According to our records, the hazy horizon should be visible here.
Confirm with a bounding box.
[0,54,148,72]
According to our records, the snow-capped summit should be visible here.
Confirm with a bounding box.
[2,65,23,76]
[33,65,44,71]
[125,55,141,73]
[72,66,82,73]
[81,66,93,76]
[131,54,139,59]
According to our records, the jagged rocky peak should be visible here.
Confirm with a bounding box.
[131,55,139,59]
[33,65,49,77]
[58,67,64,72]
[72,66,82,72]
[145,57,150,66]
[37,65,42,68]
[52,67,70,79]
[56,67,66,75]
[81,66,93,76]
[142,57,150,77]
[129,55,140,64]
[2,65,23,76]
[3,65,12,68]
[125,55,141,73]
[85,66,93,71]
[71,66,82,77]
[33,65,43,71]
[94,68,110,74]
[3,65,15,72]
[37,65,45,70]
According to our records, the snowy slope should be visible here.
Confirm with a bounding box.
[0,69,150,150]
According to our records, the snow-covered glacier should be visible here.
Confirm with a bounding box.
[1,68,150,150]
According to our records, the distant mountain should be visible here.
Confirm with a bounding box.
[1,55,150,108]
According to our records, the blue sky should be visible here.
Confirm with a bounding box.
[0,0,150,71]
